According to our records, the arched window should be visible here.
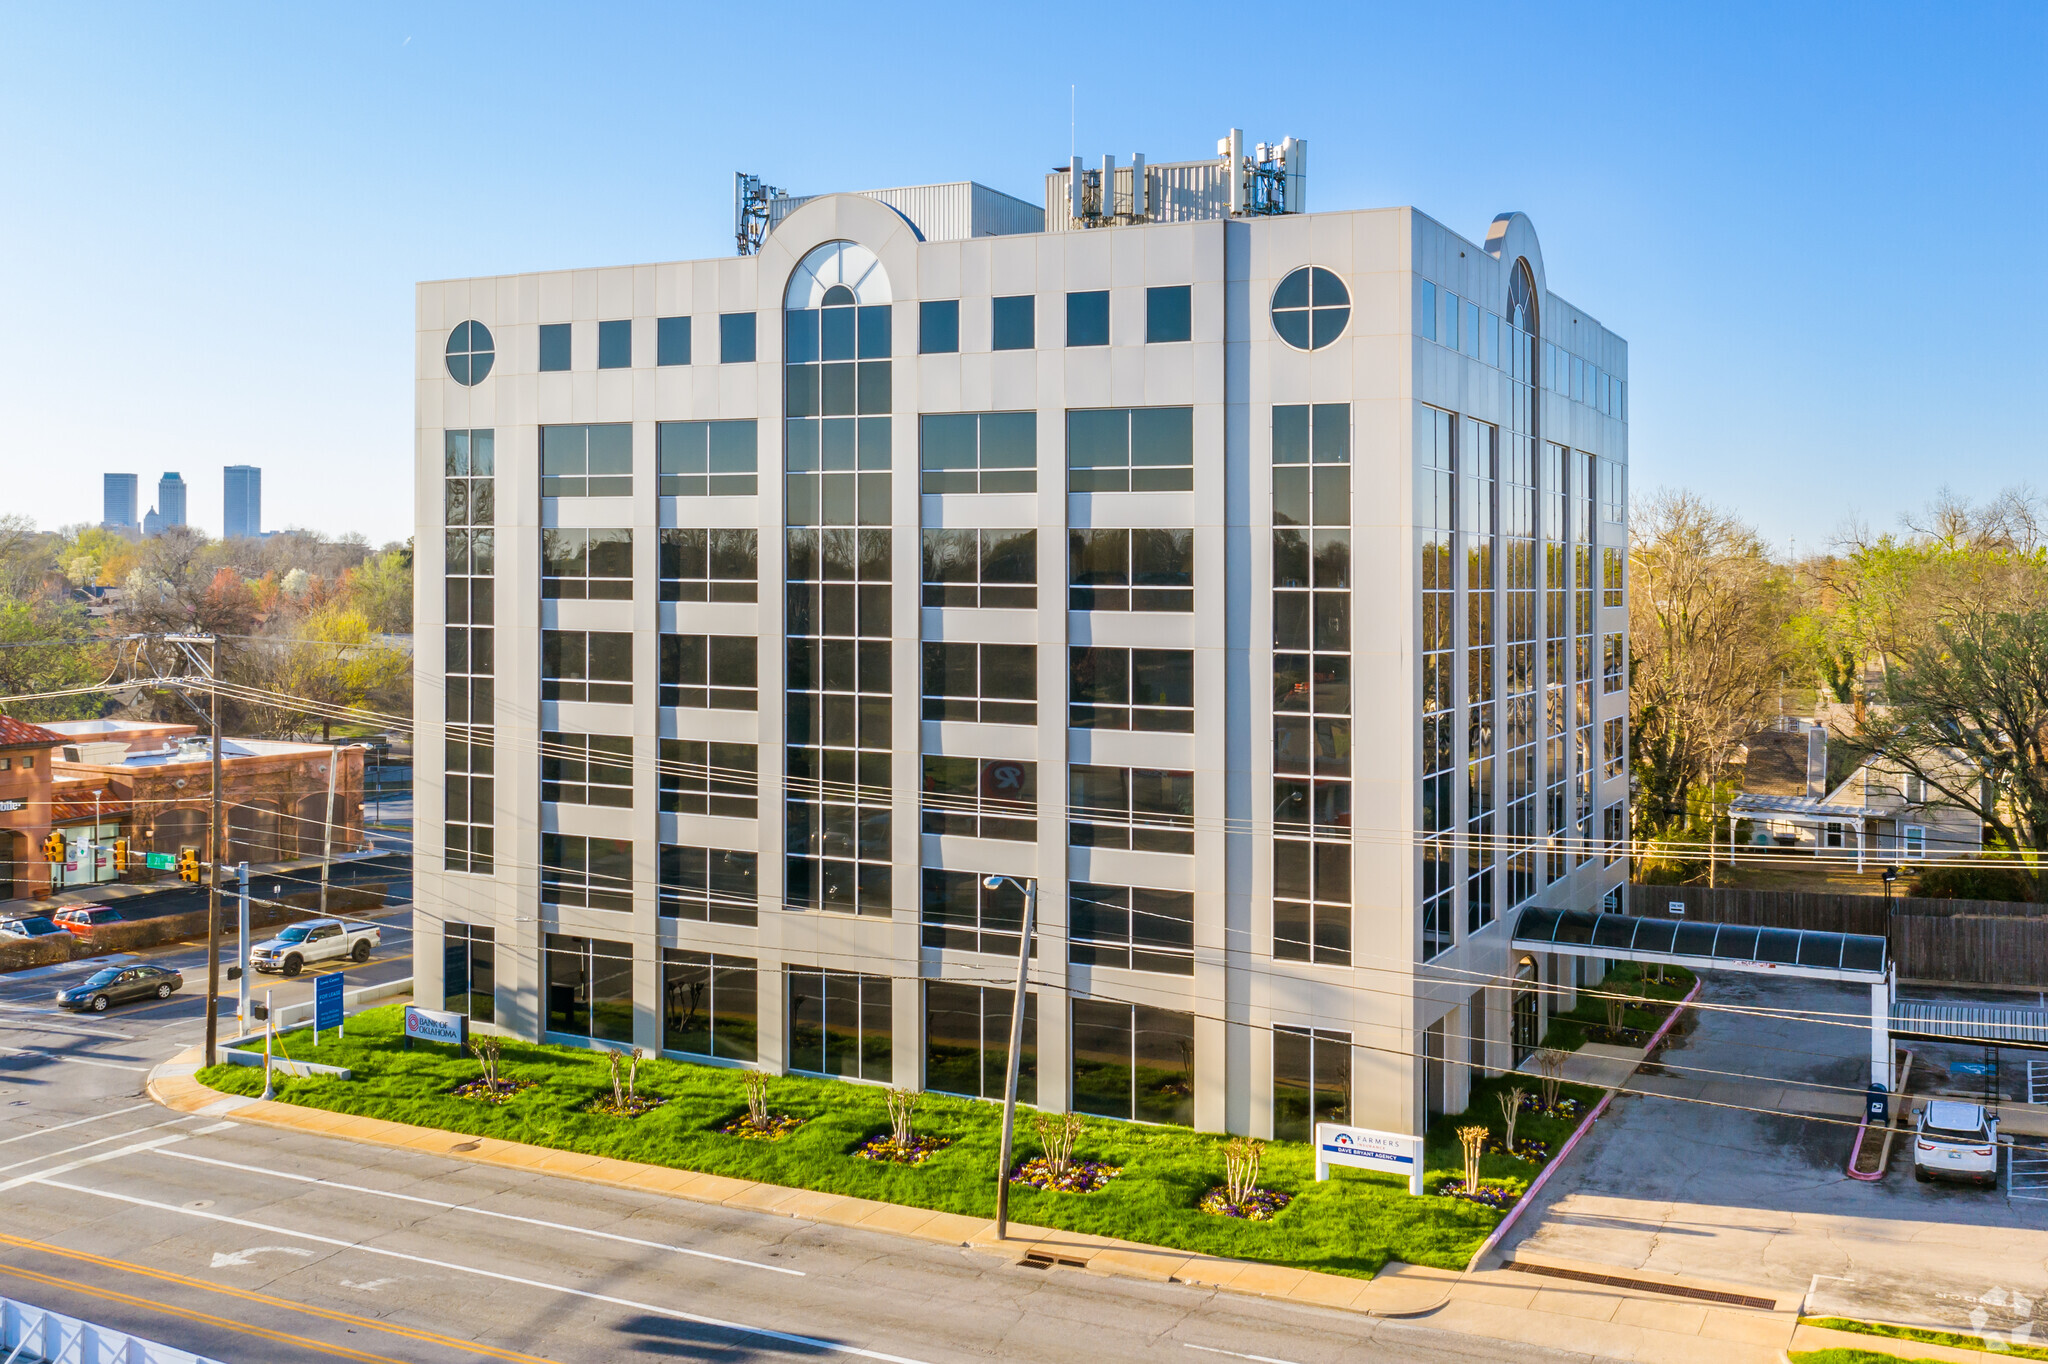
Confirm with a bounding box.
[783,241,895,917]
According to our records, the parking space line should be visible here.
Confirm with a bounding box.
[153,1146,803,1275]
[33,1177,937,1364]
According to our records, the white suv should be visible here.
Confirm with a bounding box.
[1913,1100,1999,1188]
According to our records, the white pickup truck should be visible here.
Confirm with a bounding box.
[249,918,380,977]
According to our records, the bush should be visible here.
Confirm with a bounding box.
[1908,865,2037,903]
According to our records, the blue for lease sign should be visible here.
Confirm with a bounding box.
[315,971,344,1032]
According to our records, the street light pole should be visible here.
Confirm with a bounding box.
[983,874,1038,1241]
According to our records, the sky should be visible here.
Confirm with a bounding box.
[0,2,2041,553]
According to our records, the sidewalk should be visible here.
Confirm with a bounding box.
[146,1045,1823,1364]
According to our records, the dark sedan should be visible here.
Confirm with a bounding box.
[56,964,183,1012]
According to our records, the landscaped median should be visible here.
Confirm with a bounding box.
[197,1005,1603,1280]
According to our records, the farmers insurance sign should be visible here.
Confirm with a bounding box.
[403,1004,468,1048]
[1315,1122,1425,1195]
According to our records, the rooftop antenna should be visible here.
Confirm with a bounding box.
[733,173,783,256]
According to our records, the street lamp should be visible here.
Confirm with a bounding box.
[981,873,1038,1241]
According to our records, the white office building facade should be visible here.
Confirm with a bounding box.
[413,179,1629,1138]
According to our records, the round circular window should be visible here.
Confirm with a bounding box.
[1270,267,1350,350]
[446,321,495,385]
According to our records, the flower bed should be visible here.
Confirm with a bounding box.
[1519,1094,1584,1120]
[450,1077,536,1105]
[1435,1179,1515,1211]
[855,1133,953,1165]
[719,1113,804,1142]
[1008,1157,1122,1194]
[1586,1023,1650,1047]
[1198,1186,1293,1221]
[1483,1135,1552,1163]
[586,1095,669,1118]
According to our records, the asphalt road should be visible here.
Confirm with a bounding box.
[0,937,1626,1363]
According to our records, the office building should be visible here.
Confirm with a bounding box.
[102,473,138,531]
[412,137,1630,1137]
[224,465,262,540]
[156,473,187,529]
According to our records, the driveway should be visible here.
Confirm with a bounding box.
[1504,970,2048,1341]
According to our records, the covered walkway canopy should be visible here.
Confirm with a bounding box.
[1510,906,1894,1083]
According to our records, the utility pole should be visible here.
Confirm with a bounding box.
[982,874,1038,1241]
[318,744,342,917]
[204,637,224,1068]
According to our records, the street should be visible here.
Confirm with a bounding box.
[0,887,1622,1364]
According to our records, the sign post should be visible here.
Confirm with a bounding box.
[403,1004,468,1052]
[1315,1122,1426,1196]
[314,971,344,1046]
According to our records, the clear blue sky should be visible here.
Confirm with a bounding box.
[2,2,2041,551]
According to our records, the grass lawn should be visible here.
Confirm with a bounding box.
[1792,1353,1958,1364]
[1539,960,1696,1052]
[201,1006,1604,1279]
[1802,1316,2043,1361]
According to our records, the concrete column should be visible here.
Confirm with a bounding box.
[1871,977,1892,1088]
[1444,1003,1474,1115]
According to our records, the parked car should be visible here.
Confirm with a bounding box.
[0,916,67,940]
[1913,1100,2000,1187]
[56,964,183,1012]
[52,905,128,936]
[248,918,379,977]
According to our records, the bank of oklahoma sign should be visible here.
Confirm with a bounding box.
[1315,1122,1425,1195]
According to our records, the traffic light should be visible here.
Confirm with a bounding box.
[42,832,65,862]
[113,838,130,872]
[177,848,200,883]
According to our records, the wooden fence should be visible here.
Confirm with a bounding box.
[1629,884,2048,988]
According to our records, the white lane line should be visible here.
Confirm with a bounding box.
[191,1121,237,1135]
[0,1134,189,1193]
[152,1147,802,1276]
[32,1178,931,1364]
[0,1009,141,1040]
[0,1101,155,1147]
[0,1044,151,1073]
[1184,1345,1304,1364]
[0,1118,194,1176]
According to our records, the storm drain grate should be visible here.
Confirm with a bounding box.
[1021,1251,1091,1270]
[1505,1260,1776,1310]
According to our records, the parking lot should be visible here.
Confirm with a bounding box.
[1505,970,2048,1337]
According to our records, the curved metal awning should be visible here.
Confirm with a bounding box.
[1510,906,1889,983]
[1890,998,2048,1051]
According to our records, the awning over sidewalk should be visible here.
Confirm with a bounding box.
[1511,906,1889,983]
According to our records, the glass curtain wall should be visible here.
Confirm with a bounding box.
[1272,404,1352,965]
[1418,408,1456,959]
[1573,452,1596,865]
[1503,265,1540,909]
[1463,417,1498,934]
[1542,441,1570,884]
[444,430,494,874]
[785,283,893,914]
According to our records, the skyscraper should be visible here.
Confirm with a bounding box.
[156,473,187,529]
[223,465,262,540]
[102,473,138,530]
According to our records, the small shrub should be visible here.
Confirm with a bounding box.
[1032,1111,1083,1179]
[469,1037,503,1094]
[1498,1087,1525,1154]
[1910,865,2038,903]
[1535,1049,1567,1113]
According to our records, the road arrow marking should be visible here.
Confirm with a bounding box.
[339,1277,397,1291]
[211,1246,317,1269]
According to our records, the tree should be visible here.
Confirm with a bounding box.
[342,548,413,635]
[239,606,409,740]
[0,597,109,721]
[1867,605,2048,899]
[1628,491,1795,862]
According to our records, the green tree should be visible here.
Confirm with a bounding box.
[0,598,109,721]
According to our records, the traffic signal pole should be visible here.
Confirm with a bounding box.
[237,862,250,1028]
[202,638,224,1069]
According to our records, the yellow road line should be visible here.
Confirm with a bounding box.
[0,1231,560,1364]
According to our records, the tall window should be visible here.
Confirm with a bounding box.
[1273,404,1351,964]
[1418,407,1455,959]
[1464,416,1499,934]
[544,934,633,1043]
[786,243,893,917]
[788,968,891,1081]
[1543,443,1570,885]
[925,983,1035,1103]
[442,922,494,1021]
[1574,451,1596,864]
[1504,262,1541,913]
[444,429,494,875]
[1071,1000,1194,1126]
[1273,1026,1350,1142]
[662,950,756,1060]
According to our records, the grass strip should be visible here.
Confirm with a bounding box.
[203,1005,1606,1279]
[1792,1351,1958,1364]
[1802,1316,2048,1361]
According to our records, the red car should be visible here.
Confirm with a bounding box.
[52,905,128,936]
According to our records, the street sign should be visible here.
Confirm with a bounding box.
[144,852,176,871]
[403,1004,468,1050]
[1314,1122,1425,1195]
[314,971,344,1041]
